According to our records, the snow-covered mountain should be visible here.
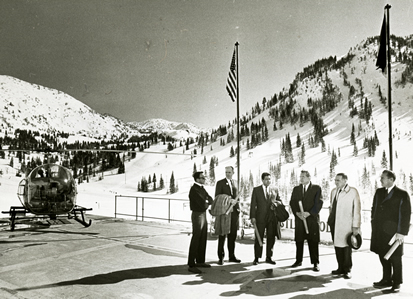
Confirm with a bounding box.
[128,118,209,140]
[0,75,204,141]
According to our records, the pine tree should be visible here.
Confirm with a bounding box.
[296,133,301,148]
[203,156,207,164]
[353,143,358,157]
[381,151,388,169]
[350,123,356,145]
[169,171,176,194]
[361,164,371,190]
[321,138,326,152]
[193,163,197,174]
[209,157,215,185]
[152,173,157,191]
[159,175,164,189]
[230,146,235,157]
[329,149,338,179]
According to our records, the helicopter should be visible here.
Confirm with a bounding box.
[2,163,92,231]
[1,146,196,231]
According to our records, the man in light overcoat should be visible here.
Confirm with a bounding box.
[327,173,361,279]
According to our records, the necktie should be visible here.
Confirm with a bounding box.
[385,188,388,196]
[265,187,269,200]
[303,186,306,198]
[229,179,233,195]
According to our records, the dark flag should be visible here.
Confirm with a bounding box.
[226,49,237,102]
[376,15,386,72]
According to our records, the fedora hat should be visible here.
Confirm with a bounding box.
[347,233,362,250]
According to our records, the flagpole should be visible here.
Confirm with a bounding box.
[235,42,240,192]
[385,4,392,170]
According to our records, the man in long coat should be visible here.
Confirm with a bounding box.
[289,170,323,271]
[371,170,411,293]
[250,172,282,265]
[328,173,361,279]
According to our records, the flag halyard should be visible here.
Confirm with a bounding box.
[226,49,237,102]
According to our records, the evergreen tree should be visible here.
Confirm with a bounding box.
[153,173,157,191]
[203,156,207,164]
[299,143,306,166]
[159,175,164,189]
[230,146,235,157]
[209,157,216,184]
[350,123,356,145]
[353,143,358,157]
[381,151,388,169]
[321,138,326,152]
[329,149,338,179]
[193,162,197,174]
[361,164,371,190]
[296,133,301,148]
[169,171,176,194]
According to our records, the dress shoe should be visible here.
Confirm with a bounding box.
[391,284,400,293]
[188,266,202,274]
[331,269,343,276]
[291,261,302,268]
[312,264,320,272]
[265,258,276,265]
[373,279,392,287]
[253,259,259,265]
[229,258,241,263]
[218,259,223,265]
[195,263,211,268]
[343,272,352,279]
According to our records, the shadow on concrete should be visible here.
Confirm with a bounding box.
[13,264,195,292]
[11,262,393,298]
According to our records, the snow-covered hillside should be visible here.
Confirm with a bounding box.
[2,35,413,226]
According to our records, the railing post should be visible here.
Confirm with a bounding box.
[114,195,117,218]
[168,199,171,223]
[142,197,144,221]
[136,196,138,221]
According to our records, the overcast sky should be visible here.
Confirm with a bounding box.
[1,0,413,129]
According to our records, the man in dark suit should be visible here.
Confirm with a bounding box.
[289,170,323,271]
[187,171,214,274]
[371,170,411,293]
[215,166,241,265]
[250,172,282,265]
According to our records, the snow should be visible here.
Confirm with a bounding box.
[1,37,413,246]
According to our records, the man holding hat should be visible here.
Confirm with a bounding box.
[327,173,361,279]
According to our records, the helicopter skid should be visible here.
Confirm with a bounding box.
[2,205,92,231]
[68,205,93,228]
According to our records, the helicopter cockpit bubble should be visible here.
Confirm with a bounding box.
[18,164,77,215]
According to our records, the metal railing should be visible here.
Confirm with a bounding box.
[114,195,191,223]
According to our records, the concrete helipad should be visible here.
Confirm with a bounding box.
[0,215,412,298]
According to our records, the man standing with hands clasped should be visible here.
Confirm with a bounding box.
[215,166,241,265]
[187,171,214,274]
[327,173,361,279]
[289,170,323,271]
[250,172,282,265]
[371,170,411,293]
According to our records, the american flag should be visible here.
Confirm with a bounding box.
[226,49,237,102]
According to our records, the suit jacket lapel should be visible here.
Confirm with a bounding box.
[382,187,395,203]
